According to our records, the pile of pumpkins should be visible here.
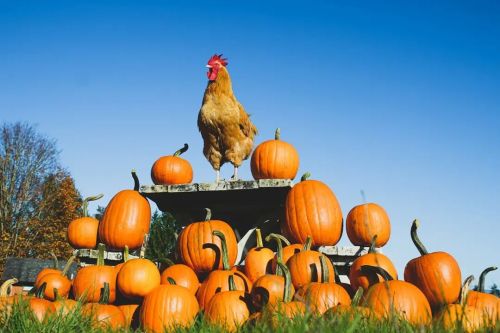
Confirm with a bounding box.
[1,129,499,332]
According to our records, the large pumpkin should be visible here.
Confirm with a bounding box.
[151,143,193,185]
[250,128,300,180]
[72,244,118,303]
[67,193,103,249]
[140,280,199,332]
[349,235,398,292]
[404,220,462,310]
[98,170,151,250]
[346,203,391,247]
[362,265,432,325]
[282,173,343,246]
[177,208,238,273]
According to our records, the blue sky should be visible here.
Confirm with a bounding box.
[1,1,499,284]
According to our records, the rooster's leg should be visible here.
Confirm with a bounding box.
[215,170,221,183]
[231,166,239,181]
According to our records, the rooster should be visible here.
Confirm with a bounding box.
[198,54,257,182]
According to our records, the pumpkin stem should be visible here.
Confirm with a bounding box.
[302,236,312,251]
[139,234,149,259]
[35,282,47,299]
[81,193,104,217]
[204,208,212,221]
[166,277,176,285]
[122,245,130,262]
[265,233,285,276]
[276,260,292,303]
[50,252,59,269]
[131,169,140,191]
[368,235,378,254]
[173,143,189,157]
[97,243,106,266]
[212,230,230,271]
[359,265,393,282]
[255,228,264,248]
[319,255,330,283]
[459,275,474,306]
[274,128,281,140]
[228,275,237,292]
[478,266,497,292]
[352,287,364,306]
[53,288,60,301]
[300,172,311,182]
[333,265,342,284]
[266,233,291,246]
[410,219,428,256]
[98,282,110,304]
[61,255,76,277]
[0,278,18,296]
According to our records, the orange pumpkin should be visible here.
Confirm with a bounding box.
[177,208,238,273]
[160,263,199,295]
[98,170,151,250]
[34,252,61,288]
[295,255,351,314]
[0,278,20,316]
[282,173,343,246]
[36,255,76,301]
[53,298,78,316]
[151,143,194,185]
[72,244,118,303]
[196,230,252,309]
[465,266,499,324]
[325,287,379,320]
[67,193,103,249]
[362,265,432,325]
[118,303,140,329]
[250,128,300,180]
[117,257,160,300]
[204,275,250,332]
[83,283,126,330]
[437,275,483,333]
[349,235,398,292]
[286,236,335,290]
[140,280,199,332]
[404,220,462,310]
[244,228,274,283]
[346,203,391,247]
[27,283,56,322]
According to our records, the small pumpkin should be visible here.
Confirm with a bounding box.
[36,255,76,301]
[250,128,300,180]
[83,282,126,330]
[140,278,200,332]
[160,261,200,295]
[34,252,61,288]
[346,203,391,247]
[349,235,398,292]
[177,208,238,273]
[196,230,252,309]
[295,255,351,314]
[204,275,251,332]
[151,143,194,185]
[465,266,499,324]
[325,287,379,320]
[404,219,462,310]
[244,228,274,283]
[116,251,161,300]
[282,173,343,246]
[53,298,78,316]
[67,193,103,249]
[362,265,432,325]
[286,236,335,290]
[72,243,118,303]
[28,283,56,322]
[437,275,482,333]
[98,170,151,250]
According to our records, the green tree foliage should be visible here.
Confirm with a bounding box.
[145,211,180,263]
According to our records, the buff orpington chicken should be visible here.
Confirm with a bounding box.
[198,54,257,182]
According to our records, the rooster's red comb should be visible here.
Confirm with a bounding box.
[207,54,228,67]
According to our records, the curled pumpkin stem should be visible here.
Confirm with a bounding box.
[62,255,76,277]
[319,255,331,283]
[460,275,474,306]
[213,230,230,271]
[276,260,292,303]
[478,266,497,292]
[204,208,212,221]
[359,265,393,282]
[131,169,140,191]
[410,219,428,255]
[81,193,104,217]
[174,143,189,157]
[0,278,18,296]
[266,233,285,276]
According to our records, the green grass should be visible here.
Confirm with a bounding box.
[1,301,498,333]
